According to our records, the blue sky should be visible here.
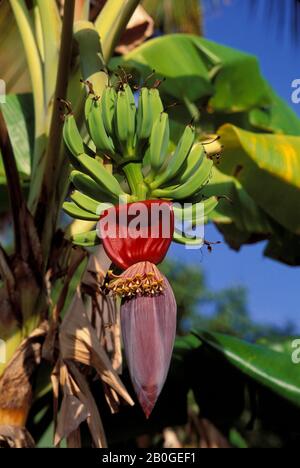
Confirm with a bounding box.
[167,0,300,330]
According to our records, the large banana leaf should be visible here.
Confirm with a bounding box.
[112,34,214,102]
[195,330,300,409]
[110,34,300,135]
[218,124,300,235]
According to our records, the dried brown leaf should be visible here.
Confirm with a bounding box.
[55,393,89,446]
[60,292,133,406]
[0,425,35,448]
[67,361,107,448]
[116,5,154,55]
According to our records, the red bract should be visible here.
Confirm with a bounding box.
[102,201,177,417]
[120,264,177,418]
[99,200,174,270]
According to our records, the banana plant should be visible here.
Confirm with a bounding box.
[1,0,300,450]
[0,0,140,446]
[61,78,221,417]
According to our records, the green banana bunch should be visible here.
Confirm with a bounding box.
[71,230,101,247]
[148,112,170,177]
[152,155,213,201]
[86,97,116,156]
[62,79,222,250]
[115,84,136,156]
[150,124,196,189]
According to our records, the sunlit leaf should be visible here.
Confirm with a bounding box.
[218,124,300,235]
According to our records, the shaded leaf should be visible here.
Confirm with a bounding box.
[195,330,300,409]
[0,94,34,178]
[249,84,300,135]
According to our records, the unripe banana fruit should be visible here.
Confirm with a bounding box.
[149,112,170,176]
[150,124,196,189]
[63,113,85,157]
[152,156,213,201]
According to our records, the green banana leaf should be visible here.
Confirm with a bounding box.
[111,34,300,135]
[194,330,300,409]
[112,34,214,103]
[249,84,300,136]
[0,94,34,178]
[218,124,300,235]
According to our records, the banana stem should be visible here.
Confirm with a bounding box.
[123,162,148,200]
[36,0,61,107]
[35,0,76,263]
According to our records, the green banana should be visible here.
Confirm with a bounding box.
[71,230,100,247]
[77,154,126,198]
[70,170,117,204]
[149,112,170,176]
[63,202,99,221]
[173,232,204,246]
[174,143,205,185]
[115,84,136,155]
[124,83,136,148]
[70,190,103,215]
[152,156,213,200]
[87,98,115,155]
[149,88,164,123]
[151,124,196,189]
[173,196,219,224]
[136,87,152,142]
[102,86,117,136]
[84,92,94,122]
[63,113,85,157]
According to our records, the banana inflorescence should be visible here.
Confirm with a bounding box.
[62,76,223,247]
